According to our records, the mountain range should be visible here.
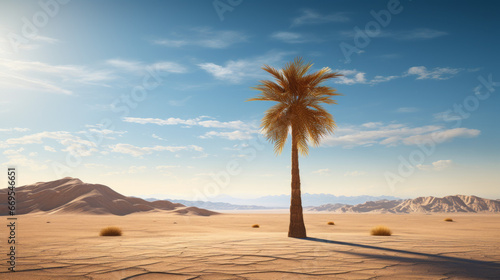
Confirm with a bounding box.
[150,193,402,209]
[309,195,500,213]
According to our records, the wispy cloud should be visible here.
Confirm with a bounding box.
[0,128,30,133]
[199,130,254,140]
[322,122,480,148]
[397,28,448,40]
[0,58,115,94]
[335,65,461,85]
[270,32,318,44]
[44,146,57,152]
[341,28,447,41]
[405,66,461,80]
[2,131,98,156]
[110,143,203,157]
[198,51,292,83]
[312,168,330,175]
[292,10,349,27]
[153,27,247,49]
[1,147,48,171]
[124,116,252,130]
[106,59,187,74]
[417,159,453,171]
[334,69,397,85]
[124,116,258,141]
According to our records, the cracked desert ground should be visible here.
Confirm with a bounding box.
[1,213,499,279]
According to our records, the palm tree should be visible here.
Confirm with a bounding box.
[248,57,342,238]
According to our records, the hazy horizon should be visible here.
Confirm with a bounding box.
[1,0,499,201]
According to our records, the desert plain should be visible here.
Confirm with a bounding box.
[1,212,499,280]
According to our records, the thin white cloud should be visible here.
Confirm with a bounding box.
[110,143,203,157]
[153,27,247,49]
[362,122,383,128]
[198,51,293,83]
[124,116,254,130]
[152,134,166,141]
[2,131,98,157]
[403,128,480,145]
[106,59,187,74]
[199,130,253,140]
[322,122,480,148]
[44,146,57,152]
[398,28,448,40]
[313,168,330,175]
[334,65,461,85]
[335,69,367,85]
[405,66,461,80]
[124,116,258,140]
[0,58,115,94]
[417,159,453,171]
[270,32,318,44]
[341,28,447,41]
[335,69,398,85]
[0,127,30,132]
[292,10,349,27]
[1,147,48,171]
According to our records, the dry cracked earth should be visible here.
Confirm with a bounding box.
[1,213,499,279]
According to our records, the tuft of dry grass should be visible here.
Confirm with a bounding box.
[100,226,122,236]
[444,218,454,222]
[327,221,335,225]
[252,224,260,228]
[370,226,392,236]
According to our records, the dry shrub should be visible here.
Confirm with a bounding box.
[252,224,260,228]
[327,221,335,225]
[370,226,392,236]
[444,218,453,222]
[100,226,122,236]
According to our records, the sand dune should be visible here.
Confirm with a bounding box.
[0,177,217,216]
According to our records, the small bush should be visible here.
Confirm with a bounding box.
[327,221,335,225]
[370,226,392,236]
[444,218,453,222]
[100,226,122,236]
[252,224,260,228]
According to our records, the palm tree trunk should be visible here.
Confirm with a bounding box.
[288,129,307,238]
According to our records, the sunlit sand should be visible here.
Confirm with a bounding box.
[1,212,499,279]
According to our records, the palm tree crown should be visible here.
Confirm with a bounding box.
[248,57,342,155]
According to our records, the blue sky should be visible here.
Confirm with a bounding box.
[0,0,499,200]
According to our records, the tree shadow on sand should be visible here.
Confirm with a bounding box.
[303,237,500,279]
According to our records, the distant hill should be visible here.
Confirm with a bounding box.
[160,193,402,208]
[309,195,500,213]
[0,177,218,216]
[146,198,270,211]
